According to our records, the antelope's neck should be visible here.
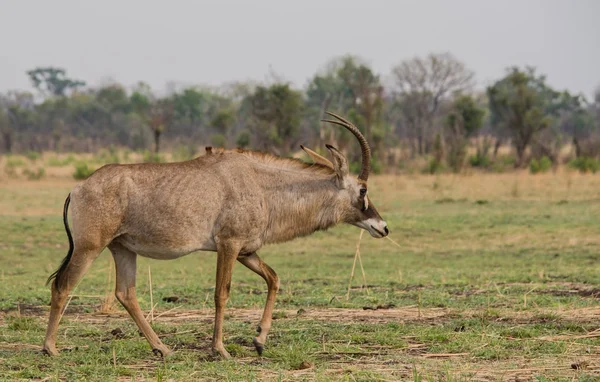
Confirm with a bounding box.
[261,176,342,244]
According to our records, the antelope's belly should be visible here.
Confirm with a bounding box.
[115,233,216,259]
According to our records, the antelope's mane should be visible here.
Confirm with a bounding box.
[204,147,335,175]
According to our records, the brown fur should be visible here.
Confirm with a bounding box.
[43,117,388,359]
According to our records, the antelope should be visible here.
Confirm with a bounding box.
[43,112,389,358]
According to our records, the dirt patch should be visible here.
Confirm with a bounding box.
[0,303,46,316]
[4,305,600,326]
[99,306,449,325]
[538,287,600,298]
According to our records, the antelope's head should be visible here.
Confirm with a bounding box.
[302,112,389,238]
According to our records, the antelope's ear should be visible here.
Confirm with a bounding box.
[301,145,334,169]
[325,144,349,181]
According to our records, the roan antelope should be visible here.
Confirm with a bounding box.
[43,112,389,358]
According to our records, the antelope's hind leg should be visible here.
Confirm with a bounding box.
[43,245,103,356]
[108,242,171,357]
[237,252,280,356]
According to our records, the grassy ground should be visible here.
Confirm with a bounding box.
[1,168,600,381]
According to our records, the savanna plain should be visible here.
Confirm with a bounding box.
[1,154,600,381]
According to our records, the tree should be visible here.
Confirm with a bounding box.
[130,87,174,155]
[487,67,563,167]
[172,88,205,128]
[3,91,37,152]
[0,106,10,153]
[306,57,358,150]
[211,107,236,143]
[391,53,475,155]
[27,67,86,97]
[337,58,384,156]
[245,83,303,156]
[445,95,486,171]
[306,56,384,157]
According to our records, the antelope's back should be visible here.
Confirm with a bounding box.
[69,153,267,251]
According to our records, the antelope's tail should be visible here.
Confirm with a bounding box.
[46,194,74,291]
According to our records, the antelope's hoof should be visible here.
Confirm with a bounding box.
[212,345,231,359]
[42,346,59,357]
[152,346,171,358]
[252,338,264,356]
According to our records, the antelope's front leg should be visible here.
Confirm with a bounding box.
[212,241,241,358]
[237,252,280,355]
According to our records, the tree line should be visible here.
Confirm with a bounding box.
[1,53,599,172]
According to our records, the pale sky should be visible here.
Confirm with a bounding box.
[1,0,598,98]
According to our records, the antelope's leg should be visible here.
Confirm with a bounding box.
[212,241,241,358]
[43,248,102,356]
[237,252,279,356]
[108,242,170,357]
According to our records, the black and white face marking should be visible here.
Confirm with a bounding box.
[349,183,389,238]
[360,188,368,211]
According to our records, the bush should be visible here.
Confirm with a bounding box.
[48,154,77,167]
[5,156,26,168]
[142,150,165,163]
[173,145,197,161]
[121,149,131,162]
[24,151,41,161]
[569,157,600,173]
[236,130,251,148]
[210,134,227,148]
[446,142,467,173]
[350,156,382,175]
[529,156,552,174]
[73,162,95,180]
[424,133,444,174]
[23,167,46,180]
[424,156,443,174]
[95,146,120,164]
[469,152,491,168]
[47,157,65,167]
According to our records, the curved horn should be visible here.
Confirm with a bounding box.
[321,111,371,182]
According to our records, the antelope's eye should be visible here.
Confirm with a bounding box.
[360,188,367,197]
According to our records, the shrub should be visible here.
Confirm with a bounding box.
[173,145,197,161]
[446,141,467,173]
[23,167,46,180]
[24,151,41,161]
[48,154,77,167]
[350,156,382,175]
[424,133,444,174]
[539,156,552,172]
[47,157,65,167]
[142,150,165,163]
[95,146,120,164]
[5,156,26,168]
[529,156,552,174]
[73,162,95,180]
[121,149,131,162]
[236,130,251,148]
[210,134,227,148]
[469,152,491,168]
[501,155,516,166]
[569,157,599,173]
[424,157,443,174]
